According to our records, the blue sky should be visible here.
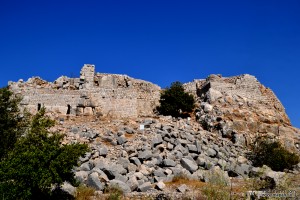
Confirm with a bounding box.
[0,0,299,128]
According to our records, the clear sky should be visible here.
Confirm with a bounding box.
[0,0,299,128]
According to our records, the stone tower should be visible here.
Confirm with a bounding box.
[80,64,95,89]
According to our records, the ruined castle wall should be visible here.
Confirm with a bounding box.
[9,64,161,118]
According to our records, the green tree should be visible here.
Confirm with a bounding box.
[156,81,195,117]
[0,87,28,160]
[0,107,89,200]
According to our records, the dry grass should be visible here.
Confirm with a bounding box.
[75,185,95,200]
[124,133,135,139]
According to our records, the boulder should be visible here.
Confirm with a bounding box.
[138,182,152,192]
[138,150,152,161]
[127,176,139,191]
[87,172,104,190]
[163,159,176,167]
[181,158,198,173]
[109,179,131,193]
[75,171,89,182]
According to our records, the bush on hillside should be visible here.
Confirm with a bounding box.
[156,81,195,118]
[249,137,299,171]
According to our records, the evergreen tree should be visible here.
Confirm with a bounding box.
[156,81,195,117]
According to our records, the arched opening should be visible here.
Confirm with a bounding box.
[67,105,71,115]
[37,103,41,111]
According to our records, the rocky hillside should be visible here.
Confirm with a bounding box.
[184,74,300,152]
[50,73,300,199]
[9,70,300,198]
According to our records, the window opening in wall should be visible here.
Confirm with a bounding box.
[67,105,71,115]
[37,103,41,111]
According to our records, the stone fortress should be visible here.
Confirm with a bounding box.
[9,64,161,118]
[9,64,299,147]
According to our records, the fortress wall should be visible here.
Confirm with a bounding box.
[9,65,161,118]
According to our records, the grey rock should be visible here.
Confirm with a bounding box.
[138,150,152,161]
[124,127,135,134]
[235,164,251,177]
[264,170,287,188]
[130,157,142,166]
[232,133,246,146]
[143,118,154,125]
[99,146,108,156]
[155,181,166,191]
[117,157,130,169]
[61,182,76,196]
[87,172,104,190]
[134,172,145,180]
[174,151,183,160]
[110,179,131,193]
[91,168,109,182]
[206,88,222,103]
[194,140,202,153]
[181,158,198,173]
[162,125,172,132]
[167,143,174,150]
[117,136,127,145]
[115,174,128,183]
[80,162,91,171]
[207,148,217,157]
[187,144,198,153]
[217,159,227,169]
[138,182,152,192]
[177,184,188,193]
[102,164,127,180]
[163,159,176,167]
[127,176,139,191]
[79,152,91,162]
[71,127,79,134]
[153,168,166,177]
[75,171,89,183]
[128,163,137,172]
[152,135,163,147]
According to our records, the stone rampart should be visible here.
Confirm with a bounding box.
[9,64,161,118]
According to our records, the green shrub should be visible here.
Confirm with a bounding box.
[249,138,300,171]
[156,81,195,118]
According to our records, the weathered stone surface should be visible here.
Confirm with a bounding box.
[138,182,152,192]
[155,181,166,191]
[138,150,152,161]
[181,158,198,173]
[177,184,188,193]
[87,172,104,190]
[163,159,176,167]
[61,182,76,196]
[75,171,88,182]
[110,179,131,193]
[207,148,217,157]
